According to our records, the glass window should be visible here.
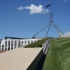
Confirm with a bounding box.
[18,41,20,43]
[0,45,1,50]
[11,41,13,47]
[25,41,27,44]
[31,41,33,43]
[35,40,37,42]
[15,43,17,46]
[2,45,4,48]
[15,41,17,43]
[2,45,4,51]
[11,44,13,46]
[5,41,7,47]
[5,48,7,51]
[18,44,20,47]
[0,41,1,44]
[28,41,30,44]
[8,41,10,46]
[14,44,17,48]
[11,47,13,50]
[11,41,13,43]
[22,41,23,44]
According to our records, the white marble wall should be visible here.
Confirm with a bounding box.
[0,38,42,51]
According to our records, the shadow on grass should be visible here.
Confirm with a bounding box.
[36,54,46,70]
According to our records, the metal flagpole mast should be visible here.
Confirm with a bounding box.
[46,4,63,37]
[46,23,51,37]
[46,4,53,37]
[52,23,59,34]
[53,23,63,34]
[32,23,50,38]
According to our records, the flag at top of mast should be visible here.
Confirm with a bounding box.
[46,4,51,8]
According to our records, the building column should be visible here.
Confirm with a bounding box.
[16,40,18,49]
[4,44,5,51]
[7,40,8,51]
[10,40,11,51]
[13,40,15,50]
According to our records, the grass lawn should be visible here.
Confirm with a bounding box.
[42,38,70,70]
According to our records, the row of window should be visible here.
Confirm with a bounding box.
[5,40,36,45]
[0,40,37,51]
[0,44,21,51]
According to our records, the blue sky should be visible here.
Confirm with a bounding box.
[0,0,70,39]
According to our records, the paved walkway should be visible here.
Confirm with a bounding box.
[0,48,42,70]
[0,51,5,53]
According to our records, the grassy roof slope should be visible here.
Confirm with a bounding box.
[42,38,70,70]
[25,38,47,48]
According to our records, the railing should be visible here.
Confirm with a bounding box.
[42,38,50,55]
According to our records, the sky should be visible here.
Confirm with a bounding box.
[0,0,70,39]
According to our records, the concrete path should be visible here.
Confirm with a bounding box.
[0,48,42,70]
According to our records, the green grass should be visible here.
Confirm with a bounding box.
[25,38,47,48]
[42,38,70,70]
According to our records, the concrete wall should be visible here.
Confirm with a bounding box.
[26,49,43,70]
[26,39,50,70]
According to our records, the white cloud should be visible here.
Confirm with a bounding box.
[63,0,67,2]
[17,6,24,10]
[42,9,49,14]
[17,4,49,14]
[25,4,49,14]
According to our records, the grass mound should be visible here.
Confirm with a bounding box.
[25,38,47,48]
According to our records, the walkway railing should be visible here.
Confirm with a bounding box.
[42,38,50,55]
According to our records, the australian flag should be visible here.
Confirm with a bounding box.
[46,4,51,8]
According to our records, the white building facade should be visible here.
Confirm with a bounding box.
[59,31,70,37]
[0,38,42,51]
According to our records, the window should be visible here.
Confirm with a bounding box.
[11,41,13,43]
[18,40,20,48]
[8,47,10,51]
[28,41,30,44]
[8,41,10,47]
[11,47,13,50]
[2,45,4,51]
[35,40,37,42]
[22,41,23,44]
[15,41,17,44]
[21,45,23,47]
[18,41,20,43]
[5,48,7,51]
[15,44,17,48]
[31,41,33,43]
[0,41,1,44]
[8,41,10,50]
[0,45,1,50]
[5,41,7,47]
[11,44,13,46]
[25,41,27,44]
[11,41,13,47]
[15,44,17,47]
[18,44,20,47]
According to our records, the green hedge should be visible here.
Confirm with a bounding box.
[25,38,47,48]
